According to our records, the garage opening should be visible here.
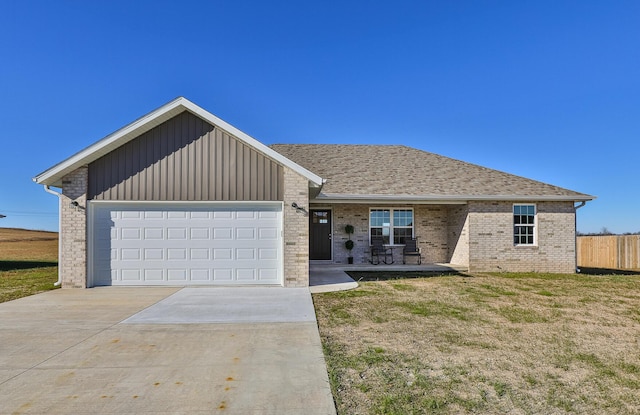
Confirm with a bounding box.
[90,202,283,286]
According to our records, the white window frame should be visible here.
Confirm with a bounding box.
[369,208,414,246]
[513,204,537,246]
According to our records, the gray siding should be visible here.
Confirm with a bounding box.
[88,111,284,201]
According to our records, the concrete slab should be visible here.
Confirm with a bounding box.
[309,269,358,293]
[0,288,336,415]
[123,287,317,324]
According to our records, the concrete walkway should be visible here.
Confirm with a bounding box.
[309,269,358,294]
[0,288,336,415]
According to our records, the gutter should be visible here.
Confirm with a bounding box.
[314,193,595,203]
[574,201,587,273]
[43,185,62,287]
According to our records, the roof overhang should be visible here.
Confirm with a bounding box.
[311,193,596,204]
[33,97,324,188]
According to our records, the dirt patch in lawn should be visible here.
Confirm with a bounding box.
[313,272,640,414]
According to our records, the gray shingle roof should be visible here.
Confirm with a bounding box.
[270,144,593,201]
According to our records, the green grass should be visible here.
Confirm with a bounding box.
[0,228,60,303]
[0,265,59,303]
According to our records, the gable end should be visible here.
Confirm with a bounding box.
[88,111,284,201]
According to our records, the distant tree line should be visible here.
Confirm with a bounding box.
[577,227,640,236]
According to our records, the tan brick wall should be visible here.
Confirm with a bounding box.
[447,205,469,266]
[468,201,576,273]
[414,205,448,263]
[60,167,88,288]
[282,168,310,287]
[330,204,369,264]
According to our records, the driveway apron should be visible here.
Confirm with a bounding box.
[0,287,336,415]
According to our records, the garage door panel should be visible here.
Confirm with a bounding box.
[167,269,187,281]
[213,269,233,281]
[144,269,164,281]
[213,248,233,260]
[259,248,278,260]
[167,248,187,260]
[236,268,256,280]
[121,228,141,239]
[167,228,187,240]
[259,228,279,240]
[91,203,282,286]
[121,248,141,260]
[213,228,233,239]
[259,268,278,281]
[236,248,255,260]
[121,269,142,281]
[190,269,210,281]
[144,228,164,239]
[190,249,210,260]
[121,211,142,219]
[167,211,187,219]
[144,248,163,260]
[144,211,164,219]
[190,228,210,239]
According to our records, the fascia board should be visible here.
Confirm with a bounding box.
[313,193,596,203]
[34,97,324,187]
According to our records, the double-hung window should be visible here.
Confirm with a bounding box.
[369,208,414,245]
[514,204,536,245]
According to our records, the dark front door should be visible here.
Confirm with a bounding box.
[310,210,332,260]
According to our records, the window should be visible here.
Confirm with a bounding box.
[514,204,536,245]
[312,211,329,224]
[369,208,413,245]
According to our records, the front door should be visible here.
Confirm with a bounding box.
[309,210,332,260]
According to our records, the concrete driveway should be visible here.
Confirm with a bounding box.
[0,287,336,415]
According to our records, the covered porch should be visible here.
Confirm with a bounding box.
[308,203,470,267]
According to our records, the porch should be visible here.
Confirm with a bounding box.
[308,204,469,267]
[308,262,468,293]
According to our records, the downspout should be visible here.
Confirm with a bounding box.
[574,201,587,273]
[43,185,63,286]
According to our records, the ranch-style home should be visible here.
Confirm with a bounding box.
[33,97,594,288]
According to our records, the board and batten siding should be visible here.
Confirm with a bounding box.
[88,111,284,201]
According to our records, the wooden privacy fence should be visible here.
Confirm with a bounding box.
[577,235,640,270]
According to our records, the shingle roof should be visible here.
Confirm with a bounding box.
[270,144,593,201]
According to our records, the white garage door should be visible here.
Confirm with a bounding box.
[90,203,283,286]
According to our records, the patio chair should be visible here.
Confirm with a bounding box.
[403,238,422,265]
[370,236,394,265]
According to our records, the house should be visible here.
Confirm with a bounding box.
[33,97,594,288]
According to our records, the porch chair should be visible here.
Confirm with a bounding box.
[370,236,394,265]
[403,238,422,265]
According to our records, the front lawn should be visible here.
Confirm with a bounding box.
[313,271,640,414]
[0,228,59,303]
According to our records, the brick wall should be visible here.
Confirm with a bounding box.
[282,168,310,287]
[60,167,88,288]
[414,205,448,263]
[468,201,576,273]
[447,205,469,266]
[330,205,369,264]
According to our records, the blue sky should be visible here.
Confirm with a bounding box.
[1,1,638,233]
